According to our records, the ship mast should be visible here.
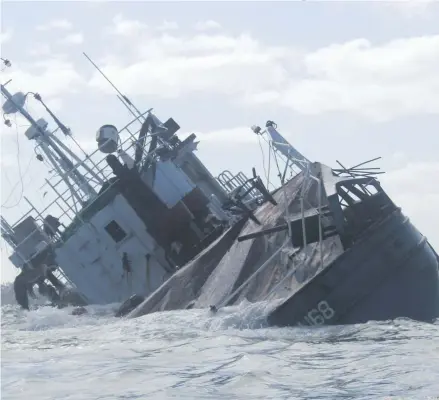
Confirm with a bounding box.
[1,59,104,210]
[252,120,310,173]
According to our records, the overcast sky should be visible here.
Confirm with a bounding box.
[1,1,438,283]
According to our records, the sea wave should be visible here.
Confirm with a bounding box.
[2,298,439,400]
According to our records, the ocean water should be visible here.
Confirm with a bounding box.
[1,283,439,400]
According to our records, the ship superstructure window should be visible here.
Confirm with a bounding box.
[104,220,127,243]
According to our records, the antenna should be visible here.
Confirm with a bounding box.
[83,52,145,121]
[1,59,104,209]
[83,52,172,167]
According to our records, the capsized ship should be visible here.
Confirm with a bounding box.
[1,56,438,326]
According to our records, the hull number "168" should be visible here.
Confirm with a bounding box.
[297,301,335,326]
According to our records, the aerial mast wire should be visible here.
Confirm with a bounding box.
[82,52,145,121]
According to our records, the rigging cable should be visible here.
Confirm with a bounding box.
[1,157,34,209]
[1,115,26,209]
[267,137,272,189]
[257,134,270,189]
[271,140,284,185]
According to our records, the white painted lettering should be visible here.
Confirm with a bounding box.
[298,300,336,326]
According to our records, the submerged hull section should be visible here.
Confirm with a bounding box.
[128,216,248,317]
[129,167,439,326]
[268,211,439,327]
[129,174,344,318]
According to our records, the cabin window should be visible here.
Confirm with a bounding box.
[104,220,127,243]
